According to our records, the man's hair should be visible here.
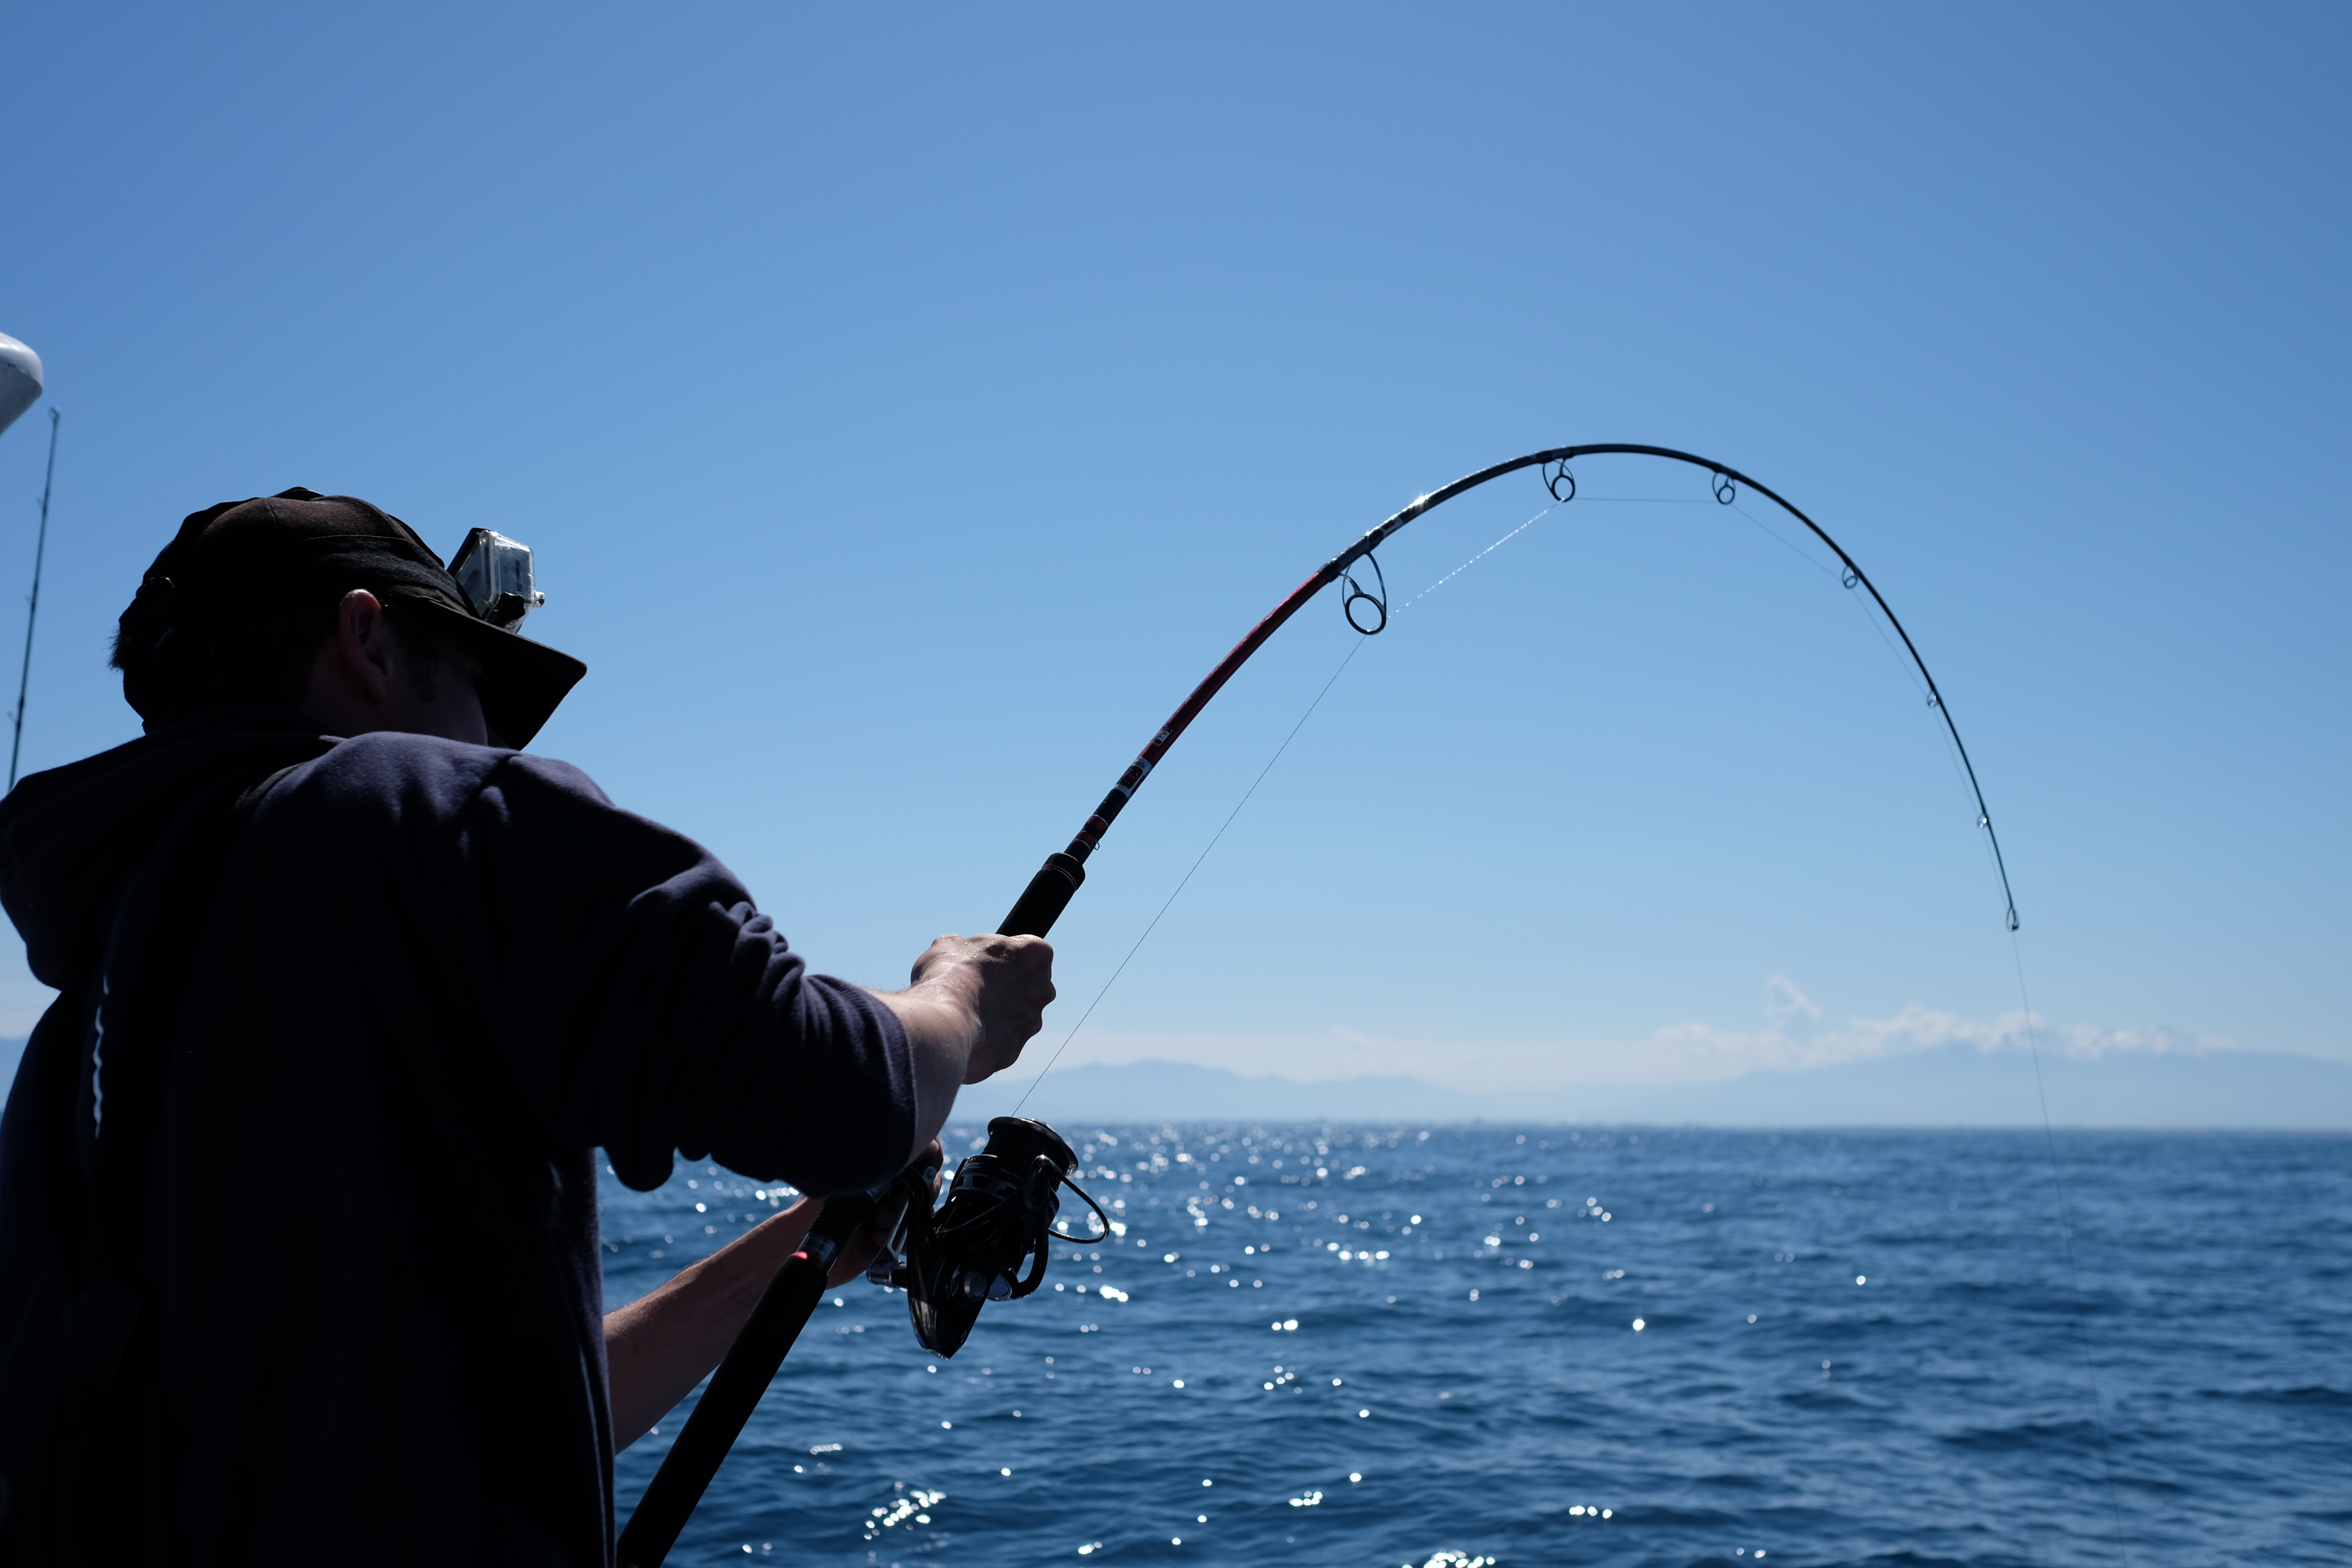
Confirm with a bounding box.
[110,588,465,726]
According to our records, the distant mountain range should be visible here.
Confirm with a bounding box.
[952,1045,2352,1129]
[6,1036,2343,1129]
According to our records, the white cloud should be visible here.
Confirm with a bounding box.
[1763,974,1822,1028]
[1598,1003,2240,1079]
[1035,983,2241,1094]
[2047,1022,2238,1059]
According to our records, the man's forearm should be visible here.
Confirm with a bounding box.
[871,987,981,1162]
[602,1200,822,1448]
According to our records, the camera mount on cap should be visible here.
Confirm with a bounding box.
[448,528,546,629]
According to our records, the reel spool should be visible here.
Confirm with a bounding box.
[869,1116,1110,1358]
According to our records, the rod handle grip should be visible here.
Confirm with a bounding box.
[998,851,1085,938]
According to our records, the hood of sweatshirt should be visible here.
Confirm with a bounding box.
[0,709,337,990]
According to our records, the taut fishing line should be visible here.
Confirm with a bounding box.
[1008,639,1368,1111]
[1012,501,1558,1109]
[1722,489,2129,1558]
[625,445,2126,1565]
[2011,937,2132,1559]
[987,446,2119,1549]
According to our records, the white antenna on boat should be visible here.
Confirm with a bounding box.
[1,331,56,790]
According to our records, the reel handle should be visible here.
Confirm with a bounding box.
[616,1183,886,1568]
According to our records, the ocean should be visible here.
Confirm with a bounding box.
[601,1126,2351,1567]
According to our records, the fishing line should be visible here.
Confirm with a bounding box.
[1729,498,1842,584]
[1729,494,1939,708]
[1009,502,1559,1110]
[1729,495,2003,867]
[2012,941,2133,1561]
[662,449,2085,1566]
[1818,575,2131,1556]
[994,444,2018,955]
[1539,495,1712,506]
[1390,503,1552,614]
[1009,640,1366,1111]
[1724,484,2128,1555]
[985,449,2115,1547]
[1837,555,1988,812]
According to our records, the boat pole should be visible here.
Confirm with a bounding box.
[9,406,60,790]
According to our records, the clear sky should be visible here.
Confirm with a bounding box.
[0,4,2343,1103]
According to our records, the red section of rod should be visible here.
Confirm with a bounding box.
[1066,564,1338,854]
[1144,565,1338,764]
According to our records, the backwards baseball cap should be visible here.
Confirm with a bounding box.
[116,488,587,747]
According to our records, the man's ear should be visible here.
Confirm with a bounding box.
[324,589,398,708]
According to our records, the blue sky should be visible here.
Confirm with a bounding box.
[0,4,2343,1105]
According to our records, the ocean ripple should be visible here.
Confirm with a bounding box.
[603,1126,2351,1565]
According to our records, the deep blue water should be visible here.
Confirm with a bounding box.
[600,1127,2351,1568]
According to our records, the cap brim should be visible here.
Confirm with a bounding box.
[398,596,586,749]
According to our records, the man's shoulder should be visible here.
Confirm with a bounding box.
[261,732,727,900]
[275,733,611,820]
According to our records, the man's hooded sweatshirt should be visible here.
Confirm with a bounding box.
[0,710,916,1565]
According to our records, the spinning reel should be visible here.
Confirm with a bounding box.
[867,1116,1111,1357]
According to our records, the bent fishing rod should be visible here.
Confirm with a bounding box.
[617,442,2018,1565]
[999,441,2018,941]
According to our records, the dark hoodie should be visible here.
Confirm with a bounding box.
[0,710,914,1565]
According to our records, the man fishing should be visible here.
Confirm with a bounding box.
[0,488,1055,1564]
